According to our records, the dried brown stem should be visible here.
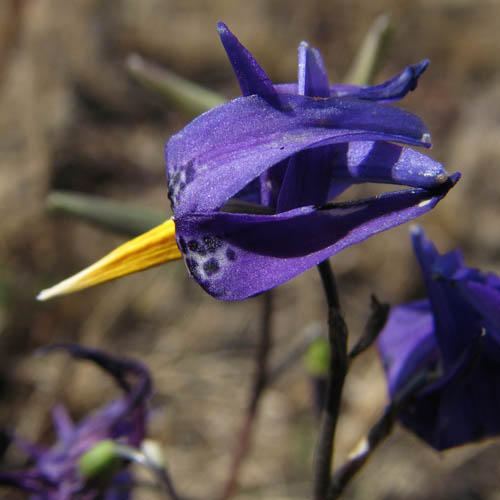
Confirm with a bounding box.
[219,291,274,500]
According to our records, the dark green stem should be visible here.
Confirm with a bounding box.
[220,291,274,500]
[327,367,432,499]
[326,403,397,500]
[348,295,389,361]
[313,260,348,500]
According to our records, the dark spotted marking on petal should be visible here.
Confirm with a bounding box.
[187,239,208,256]
[180,233,237,282]
[187,240,200,252]
[203,235,223,253]
[203,258,220,276]
[167,159,196,208]
[185,160,195,184]
[167,190,175,207]
[186,257,198,269]
[178,237,188,254]
[186,258,201,280]
[226,247,236,261]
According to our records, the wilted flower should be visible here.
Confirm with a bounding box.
[38,23,458,302]
[0,344,151,499]
[378,227,500,450]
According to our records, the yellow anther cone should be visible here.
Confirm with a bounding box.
[37,219,181,301]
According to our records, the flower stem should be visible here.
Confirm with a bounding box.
[317,260,340,311]
[114,444,181,500]
[326,369,431,499]
[219,291,274,500]
[313,260,348,500]
[326,403,397,500]
[348,295,389,360]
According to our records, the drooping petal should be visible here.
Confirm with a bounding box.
[330,60,430,102]
[241,140,448,212]
[52,405,75,443]
[166,93,432,217]
[399,344,500,450]
[258,159,289,208]
[175,176,457,300]
[485,272,500,291]
[7,432,45,461]
[377,228,500,451]
[282,141,446,210]
[297,41,330,97]
[458,280,500,334]
[0,346,150,499]
[42,344,152,423]
[0,470,45,494]
[232,177,262,205]
[105,470,133,500]
[276,148,335,212]
[217,22,279,104]
[263,42,331,210]
[33,345,152,487]
[329,141,447,189]
[411,227,483,368]
[377,300,438,398]
[468,278,500,353]
[273,141,448,211]
[432,249,465,279]
[274,60,429,101]
[273,82,299,95]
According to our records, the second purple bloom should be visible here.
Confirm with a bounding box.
[378,228,500,450]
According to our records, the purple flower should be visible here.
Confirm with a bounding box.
[37,23,458,302]
[167,23,458,300]
[0,345,152,499]
[378,227,500,450]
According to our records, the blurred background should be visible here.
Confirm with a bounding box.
[1,0,500,498]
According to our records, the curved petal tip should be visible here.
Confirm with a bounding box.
[415,59,430,77]
[216,21,229,34]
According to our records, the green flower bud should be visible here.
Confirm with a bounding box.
[79,440,120,480]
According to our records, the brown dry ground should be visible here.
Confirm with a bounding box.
[0,0,500,499]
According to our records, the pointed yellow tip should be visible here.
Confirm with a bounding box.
[37,219,182,301]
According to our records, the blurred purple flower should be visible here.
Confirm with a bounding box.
[0,344,152,499]
[378,227,500,450]
[167,23,458,300]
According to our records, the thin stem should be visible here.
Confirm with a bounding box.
[115,444,181,500]
[326,404,396,500]
[348,295,389,361]
[327,370,432,499]
[219,291,274,500]
[313,260,348,500]
[317,260,340,311]
[157,468,183,500]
